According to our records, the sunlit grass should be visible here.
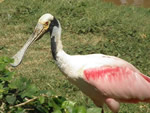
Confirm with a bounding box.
[1,0,150,112]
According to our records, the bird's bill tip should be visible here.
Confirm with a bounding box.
[10,57,21,67]
[10,46,27,67]
[10,23,46,67]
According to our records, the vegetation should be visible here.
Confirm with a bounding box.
[1,0,150,112]
[0,56,101,113]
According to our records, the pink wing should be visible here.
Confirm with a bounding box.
[83,65,150,103]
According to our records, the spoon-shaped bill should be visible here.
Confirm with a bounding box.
[11,23,45,67]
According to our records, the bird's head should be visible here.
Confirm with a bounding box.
[33,13,59,41]
[11,13,59,67]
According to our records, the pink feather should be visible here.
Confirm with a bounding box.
[84,66,150,103]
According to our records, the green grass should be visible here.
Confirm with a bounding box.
[1,0,150,112]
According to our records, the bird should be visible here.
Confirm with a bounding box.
[11,13,150,113]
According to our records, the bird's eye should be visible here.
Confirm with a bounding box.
[45,22,49,26]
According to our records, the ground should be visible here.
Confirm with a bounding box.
[1,0,150,112]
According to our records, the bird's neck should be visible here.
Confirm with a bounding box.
[50,24,64,60]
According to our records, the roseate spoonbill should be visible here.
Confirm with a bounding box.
[11,13,150,113]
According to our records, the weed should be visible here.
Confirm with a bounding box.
[1,0,150,112]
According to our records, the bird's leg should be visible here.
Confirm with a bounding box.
[105,98,120,113]
[101,108,104,113]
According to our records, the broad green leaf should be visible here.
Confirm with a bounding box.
[20,84,38,98]
[87,108,101,113]
[53,109,62,113]
[0,89,4,93]
[0,84,4,93]
[6,95,16,105]
[0,63,6,71]
[1,71,14,81]
[62,101,77,113]
[62,101,76,108]
[76,106,87,113]
[8,81,18,89]
[15,107,26,113]
[39,96,45,104]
